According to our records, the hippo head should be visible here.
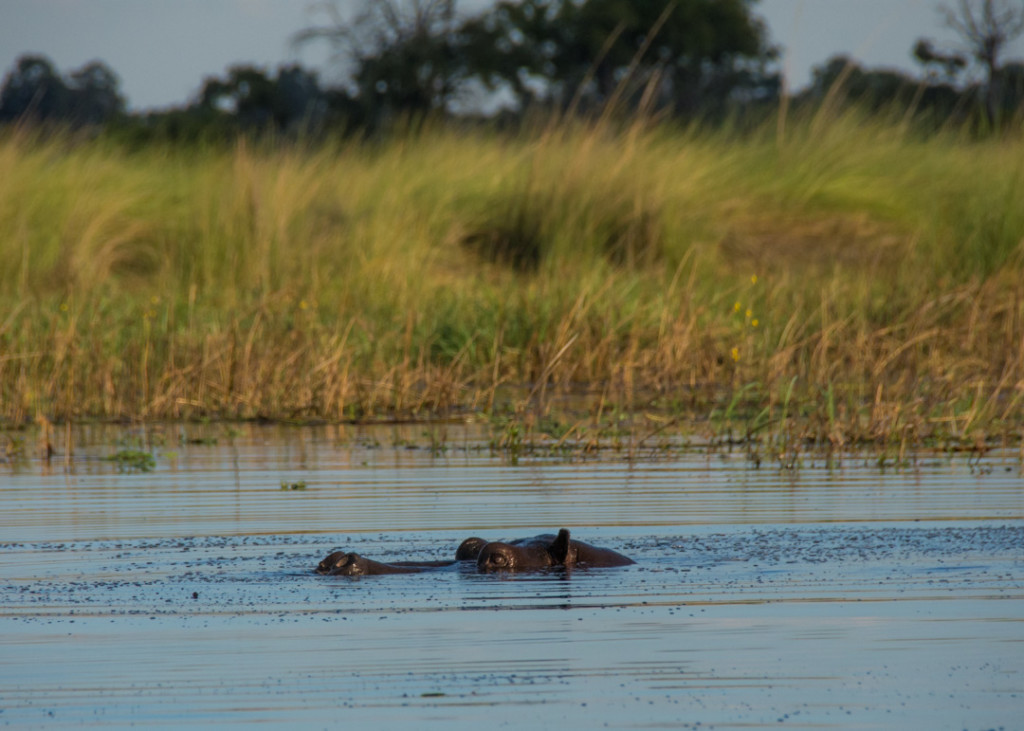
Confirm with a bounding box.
[476,529,572,572]
[330,553,375,576]
[318,551,384,576]
[316,551,427,575]
[316,551,352,575]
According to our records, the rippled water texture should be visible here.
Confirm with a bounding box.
[1,424,1022,729]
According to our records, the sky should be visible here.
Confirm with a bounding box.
[0,0,1013,111]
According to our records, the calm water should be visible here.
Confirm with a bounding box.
[1,423,1022,729]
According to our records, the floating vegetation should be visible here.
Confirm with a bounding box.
[105,449,156,473]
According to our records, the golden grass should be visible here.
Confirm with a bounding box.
[0,113,1022,455]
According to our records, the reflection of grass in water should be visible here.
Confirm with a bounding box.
[0,113,1022,457]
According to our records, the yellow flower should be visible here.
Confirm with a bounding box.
[751,318,759,327]
[745,308,752,319]
[59,302,69,312]
[751,274,758,285]
[730,347,740,362]
[733,301,742,313]
[300,300,309,310]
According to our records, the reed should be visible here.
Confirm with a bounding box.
[0,112,1022,454]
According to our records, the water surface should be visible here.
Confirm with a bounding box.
[1,424,1022,729]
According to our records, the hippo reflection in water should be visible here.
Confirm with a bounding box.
[315,528,633,576]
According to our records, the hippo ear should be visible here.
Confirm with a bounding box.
[550,529,572,565]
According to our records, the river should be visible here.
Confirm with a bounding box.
[1,423,1021,729]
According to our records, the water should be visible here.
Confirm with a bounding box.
[1,423,1022,729]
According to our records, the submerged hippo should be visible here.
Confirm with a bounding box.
[316,552,454,576]
[315,528,633,576]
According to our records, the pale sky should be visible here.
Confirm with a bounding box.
[0,1,1014,111]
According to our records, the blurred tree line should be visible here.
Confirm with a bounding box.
[2,0,1023,143]
[0,55,126,128]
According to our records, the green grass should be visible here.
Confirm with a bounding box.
[1,111,1022,453]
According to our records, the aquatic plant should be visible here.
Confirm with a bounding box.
[105,449,156,472]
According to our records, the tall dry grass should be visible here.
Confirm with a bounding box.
[0,113,1022,450]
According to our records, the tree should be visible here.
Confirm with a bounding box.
[0,55,69,123]
[940,0,1024,122]
[457,0,778,117]
[799,55,969,127]
[453,0,559,111]
[803,56,919,110]
[68,61,125,125]
[0,54,124,127]
[294,0,464,125]
[197,64,330,133]
[913,39,967,82]
[295,0,778,124]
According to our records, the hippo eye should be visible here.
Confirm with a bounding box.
[490,553,509,567]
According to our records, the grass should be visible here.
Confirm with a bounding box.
[0,109,1022,457]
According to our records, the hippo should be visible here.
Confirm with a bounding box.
[474,529,634,572]
[316,551,454,576]
[316,528,633,576]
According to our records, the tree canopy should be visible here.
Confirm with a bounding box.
[295,0,779,120]
[0,55,125,127]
